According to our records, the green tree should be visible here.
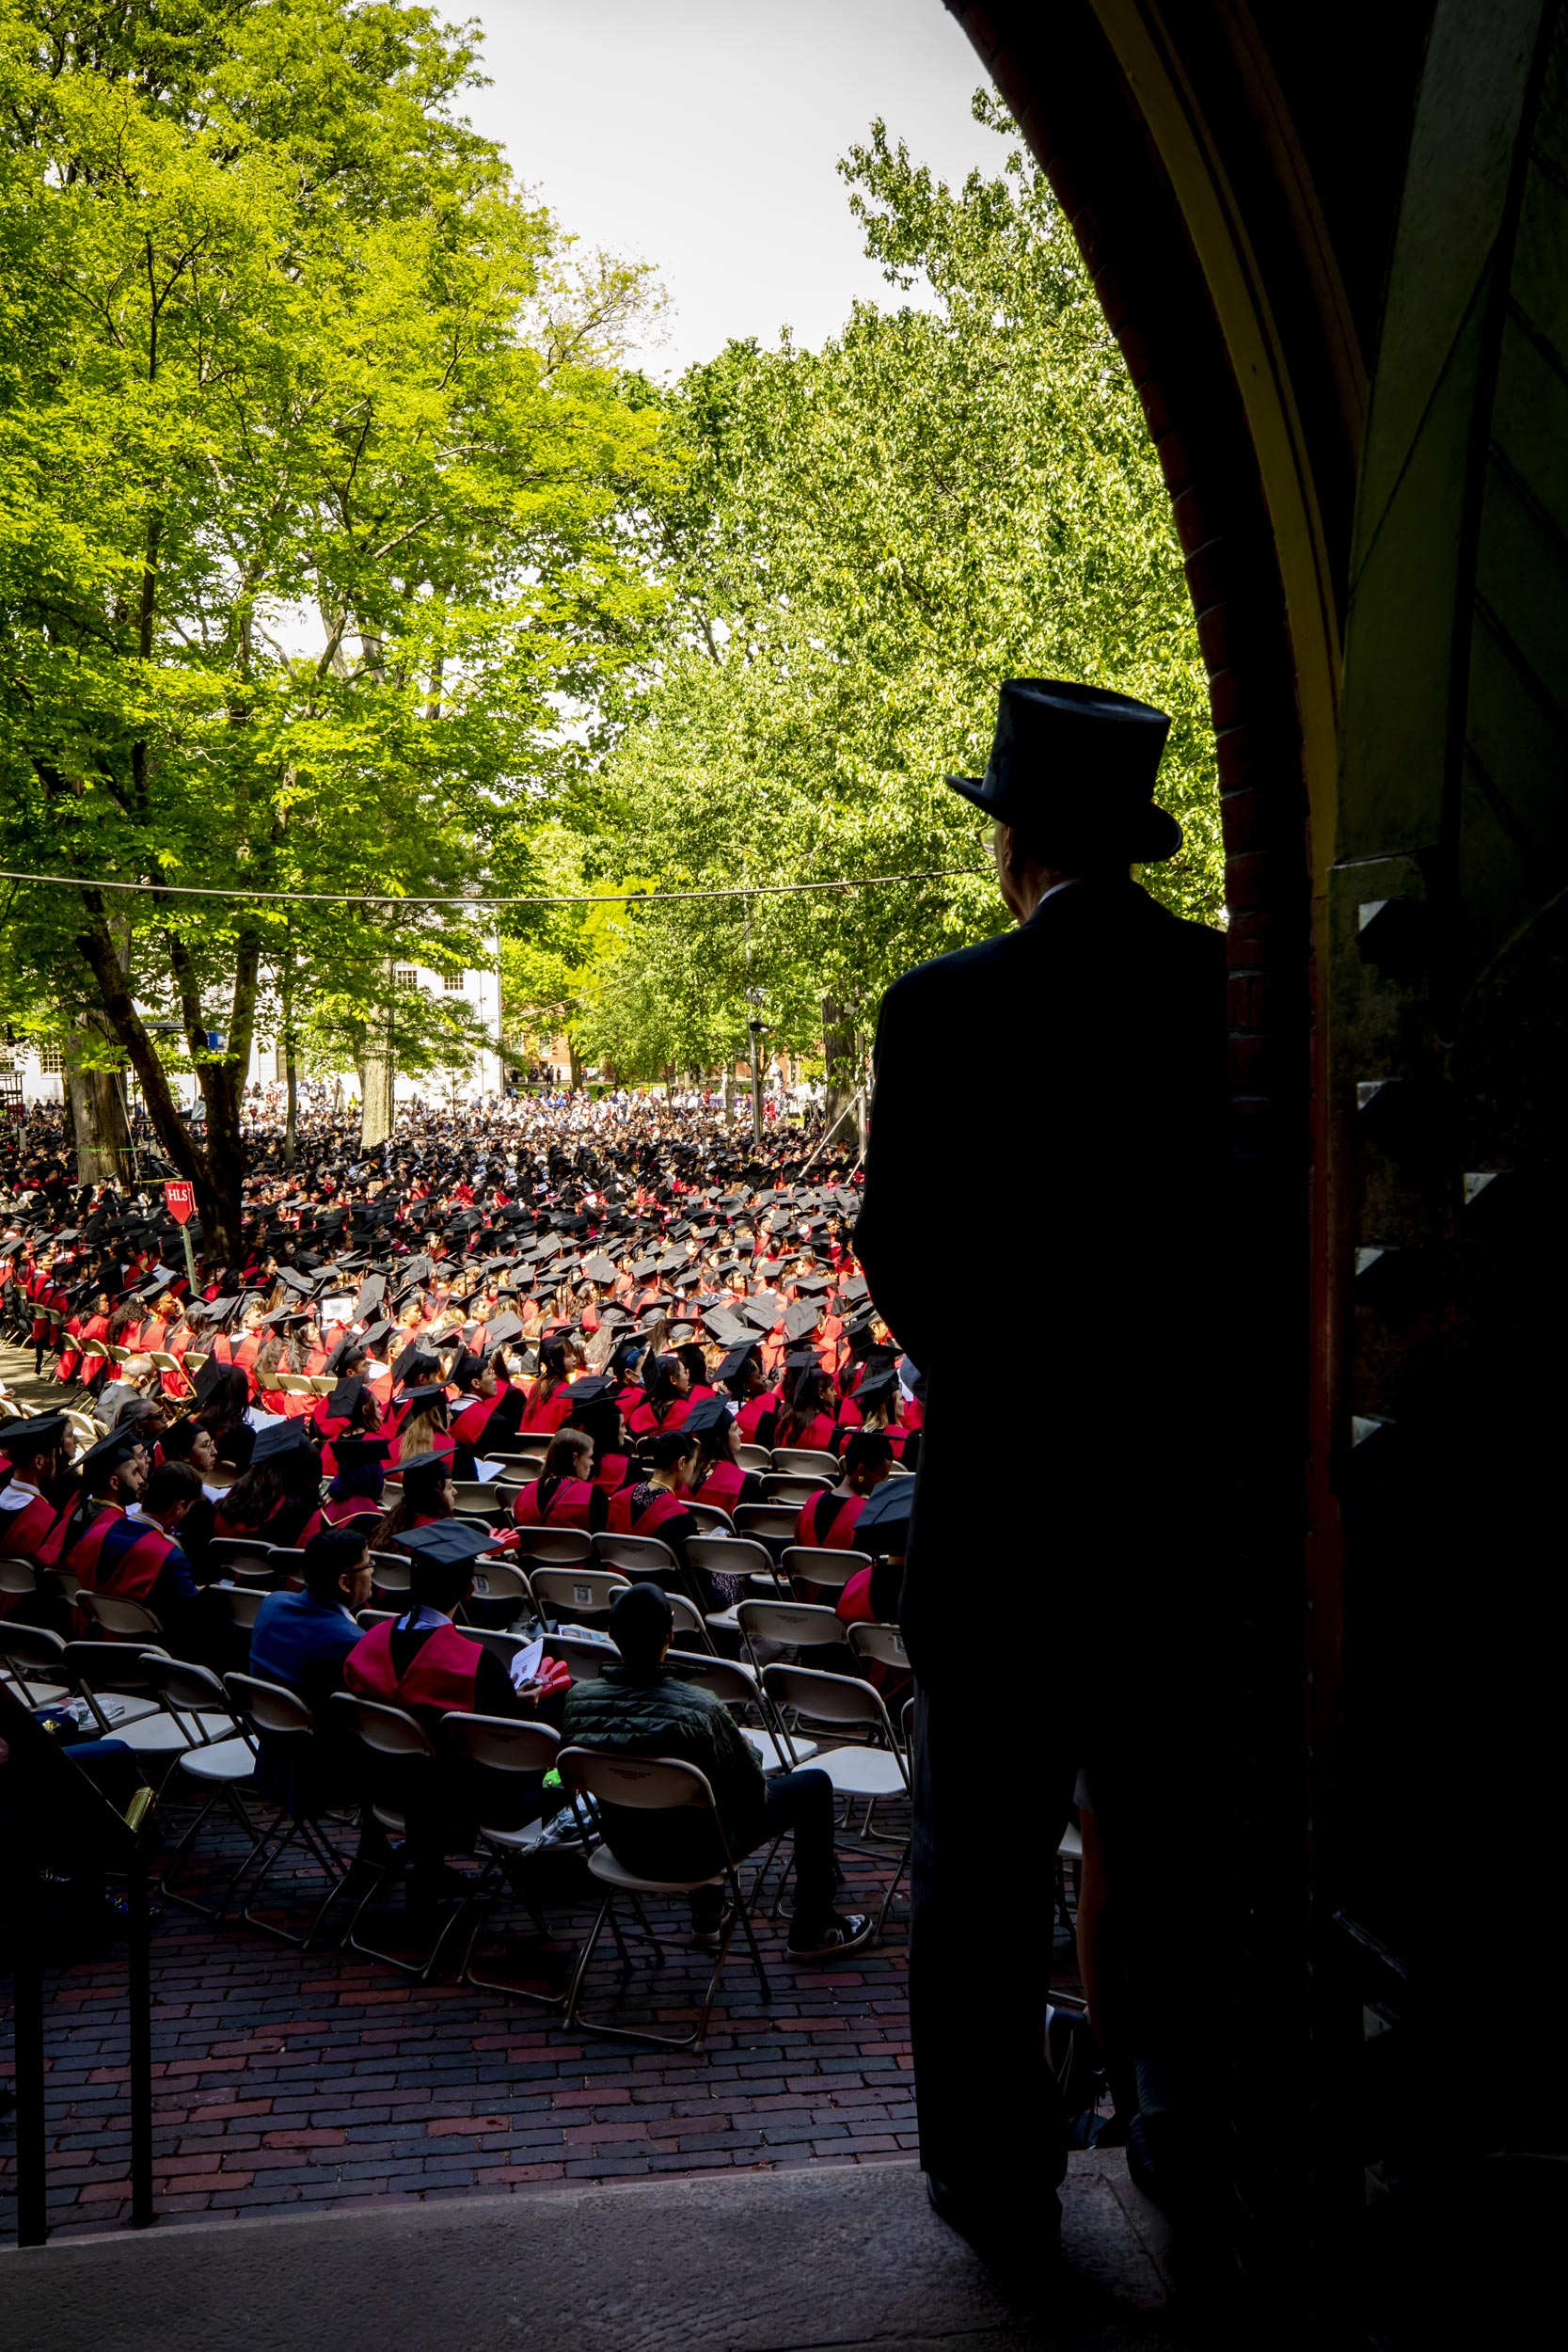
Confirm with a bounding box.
[0,0,668,1245]
[583,96,1218,1097]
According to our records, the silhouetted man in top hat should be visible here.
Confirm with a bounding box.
[857,678,1227,2287]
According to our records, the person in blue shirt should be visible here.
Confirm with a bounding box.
[250,1528,373,1718]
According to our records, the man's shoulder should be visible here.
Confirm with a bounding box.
[879,929,1021,1021]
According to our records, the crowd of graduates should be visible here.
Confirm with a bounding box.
[0,1090,917,1687]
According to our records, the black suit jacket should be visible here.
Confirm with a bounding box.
[856,879,1227,1684]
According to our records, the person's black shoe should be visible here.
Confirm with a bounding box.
[926,2175,1062,2299]
[787,1910,873,1961]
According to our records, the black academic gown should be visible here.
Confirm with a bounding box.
[856,876,1227,2220]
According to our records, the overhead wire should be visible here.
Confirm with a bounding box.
[0,864,989,909]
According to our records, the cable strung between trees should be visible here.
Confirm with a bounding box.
[0,866,990,909]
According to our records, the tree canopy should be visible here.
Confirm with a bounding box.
[0,0,669,1245]
[557,96,1217,1096]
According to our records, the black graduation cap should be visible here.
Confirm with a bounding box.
[0,1411,67,1453]
[399,1384,447,1415]
[839,1277,869,1305]
[795,1274,832,1296]
[332,1434,391,1467]
[851,1369,897,1416]
[399,1518,495,1566]
[580,1252,617,1284]
[784,1346,825,1374]
[261,1304,309,1329]
[391,1338,434,1386]
[856,1475,914,1543]
[683,1395,734,1438]
[358,1320,395,1350]
[192,1353,230,1408]
[395,1449,448,1477]
[741,1299,780,1333]
[202,1296,241,1322]
[276,1266,315,1296]
[80,1424,150,1476]
[250,1419,320,1465]
[353,1273,386,1319]
[564,1374,611,1413]
[783,1300,821,1343]
[483,1312,525,1351]
[326,1375,366,1420]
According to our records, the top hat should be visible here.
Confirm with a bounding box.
[947,678,1181,862]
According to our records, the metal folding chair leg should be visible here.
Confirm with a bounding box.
[238,1812,352,1948]
[341,1856,483,1982]
[562,1862,770,2053]
[458,1852,565,2010]
[156,1781,261,1921]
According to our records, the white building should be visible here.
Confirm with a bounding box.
[3,955,504,1112]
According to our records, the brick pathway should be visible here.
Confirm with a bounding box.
[2,1804,937,2240]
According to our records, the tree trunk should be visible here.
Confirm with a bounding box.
[280,951,298,1169]
[65,1021,133,1185]
[359,972,395,1148]
[567,1036,584,1090]
[822,997,862,1155]
[75,902,246,1261]
[724,1062,736,1122]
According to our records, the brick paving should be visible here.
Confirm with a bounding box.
[2,1801,943,2240]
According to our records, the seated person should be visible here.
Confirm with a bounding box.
[63,1427,204,1651]
[343,1521,565,1899]
[686,1397,765,1517]
[0,1410,71,1575]
[343,1521,549,1735]
[604,1428,715,1603]
[251,1528,374,1716]
[561,1582,871,1961]
[512,1427,610,1532]
[795,1431,892,1550]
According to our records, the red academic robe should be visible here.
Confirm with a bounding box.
[692,1459,748,1516]
[344,1615,481,1728]
[512,1475,598,1530]
[605,1486,687,1540]
[795,1490,866,1549]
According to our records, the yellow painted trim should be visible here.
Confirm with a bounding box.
[1089,0,1344,881]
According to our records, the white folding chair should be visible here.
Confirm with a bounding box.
[223,1674,354,1947]
[140,1656,258,1917]
[466,1555,535,1626]
[558,1745,772,2051]
[769,1448,842,1478]
[0,1553,40,1609]
[510,1525,593,1567]
[735,1597,850,1685]
[329,1692,475,1980]
[781,1545,868,1601]
[665,1647,816,1773]
[762,1473,832,1508]
[0,1621,73,1709]
[531,1565,629,1622]
[76,1588,165,1641]
[685,1500,736,1535]
[546,1629,620,1684]
[736,1443,771,1473]
[761,1660,910,1846]
[440,1713,563,2003]
[451,1481,506,1520]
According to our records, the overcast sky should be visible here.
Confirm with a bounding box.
[461,1,1008,374]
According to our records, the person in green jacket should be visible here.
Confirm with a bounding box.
[562,1583,871,1960]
